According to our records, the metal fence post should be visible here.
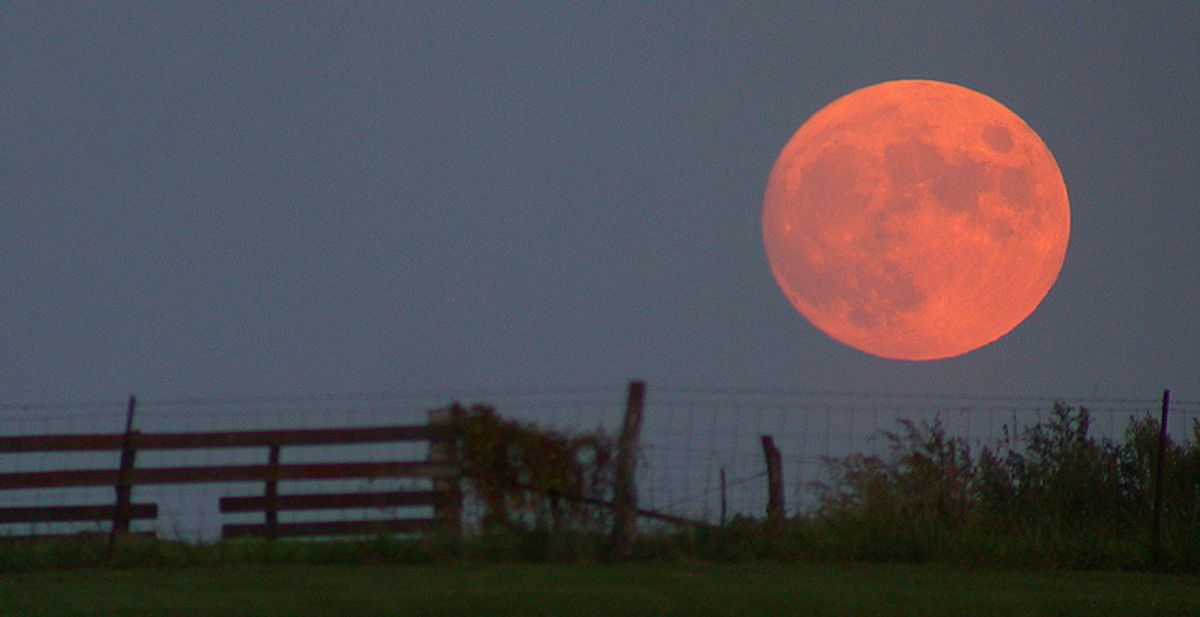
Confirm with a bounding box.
[720,467,727,527]
[1152,389,1171,564]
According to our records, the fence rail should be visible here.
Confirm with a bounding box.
[1,383,1197,546]
[0,404,462,543]
[0,426,434,452]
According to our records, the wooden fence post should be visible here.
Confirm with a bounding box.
[761,435,784,523]
[427,408,462,535]
[612,380,646,558]
[1152,389,1171,564]
[108,395,138,558]
[264,444,281,540]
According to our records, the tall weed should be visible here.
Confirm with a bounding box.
[811,403,1200,569]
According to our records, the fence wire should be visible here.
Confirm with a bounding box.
[1,385,1195,540]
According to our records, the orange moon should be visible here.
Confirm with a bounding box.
[762,80,1070,361]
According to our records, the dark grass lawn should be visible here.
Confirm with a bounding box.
[1,562,1197,617]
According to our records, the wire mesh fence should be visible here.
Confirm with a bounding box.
[1,384,1196,541]
[640,388,1199,524]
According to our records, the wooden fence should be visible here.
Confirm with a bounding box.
[0,382,743,551]
[0,402,462,541]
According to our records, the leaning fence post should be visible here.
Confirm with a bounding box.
[1152,389,1171,564]
[761,435,784,523]
[264,444,281,540]
[427,407,462,536]
[108,395,138,558]
[612,380,646,558]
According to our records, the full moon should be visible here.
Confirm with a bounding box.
[763,80,1070,361]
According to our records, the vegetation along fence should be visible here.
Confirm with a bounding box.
[1,383,1197,557]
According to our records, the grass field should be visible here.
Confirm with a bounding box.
[1,562,1197,617]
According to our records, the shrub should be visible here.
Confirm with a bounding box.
[442,403,615,532]
[812,403,1200,569]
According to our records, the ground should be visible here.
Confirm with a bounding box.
[1,562,1197,616]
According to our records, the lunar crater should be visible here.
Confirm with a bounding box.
[764,80,1070,361]
[983,124,1014,152]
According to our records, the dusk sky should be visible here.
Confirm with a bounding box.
[3,4,1197,406]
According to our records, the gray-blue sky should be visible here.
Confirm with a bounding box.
[2,4,1197,404]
